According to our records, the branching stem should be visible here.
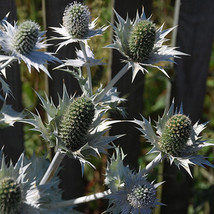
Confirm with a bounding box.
[44,189,112,210]
[95,63,129,102]
[39,149,65,185]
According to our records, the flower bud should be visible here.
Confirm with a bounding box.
[0,177,22,214]
[13,20,40,55]
[63,2,90,39]
[160,114,191,156]
[59,96,95,152]
[128,20,156,62]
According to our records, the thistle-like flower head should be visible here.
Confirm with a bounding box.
[62,2,90,39]
[12,20,40,55]
[0,18,60,77]
[0,177,22,213]
[22,83,124,172]
[135,101,214,176]
[51,2,107,51]
[105,147,163,214]
[107,8,186,81]
[0,149,47,213]
[58,95,95,152]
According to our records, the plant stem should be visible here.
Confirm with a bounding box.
[95,63,129,102]
[142,153,166,175]
[39,149,65,185]
[79,41,93,96]
[44,189,112,210]
[0,57,16,71]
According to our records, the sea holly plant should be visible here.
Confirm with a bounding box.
[0,1,213,214]
[0,16,60,95]
[134,101,214,176]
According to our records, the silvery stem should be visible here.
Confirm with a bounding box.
[79,41,93,96]
[40,149,65,185]
[44,189,112,210]
[142,153,166,175]
[0,57,16,71]
[95,63,129,102]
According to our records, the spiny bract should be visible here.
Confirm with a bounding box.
[62,1,90,39]
[59,96,95,152]
[0,177,22,214]
[127,184,156,209]
[160,114,191,156]
[128,20,156,62]
[12,20,39,55]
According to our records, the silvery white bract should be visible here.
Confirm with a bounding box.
[51,1,107,52]
[24,154,81,213]
[104,147,130,192]
[0,19,60,77]
[105,147,163,214]
[56,44,103,68]
[0,150,54,213]
[107,8,186,81]
[21,84,124,173]
[0,100,24,128]
[135,101,214,176]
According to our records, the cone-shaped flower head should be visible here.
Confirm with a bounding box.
[160,114,191,156]
[62,2,90,39]
[107,8,186,81]
[127,183,156,209]
[135,101,214,176]
[128,20,156,63]
[21,83,124,172]
[59,96,95,152]
[0,17,60,77]
[51,2,107,51]
[12,20,39,55]
[105,147,163,214]
[0,177,22,213]
[106,170,163,214]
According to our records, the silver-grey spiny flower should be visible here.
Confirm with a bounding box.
[0,18,60,77]
[62,2,90,39]
[107,8,186,81]
[135,101,214,176]
[105,147,163,214]
[0,149,54,213]
[51,1,107,51]
[21,84,124,171]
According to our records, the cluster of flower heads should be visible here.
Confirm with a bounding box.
[0,1,213,214]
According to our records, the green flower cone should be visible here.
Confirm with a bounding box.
[59,96,95,152]
[63,2,90,39]
[160,114,191,156]
[13,20,39,55]
[128,20,156,62]
[0,177,22,214]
